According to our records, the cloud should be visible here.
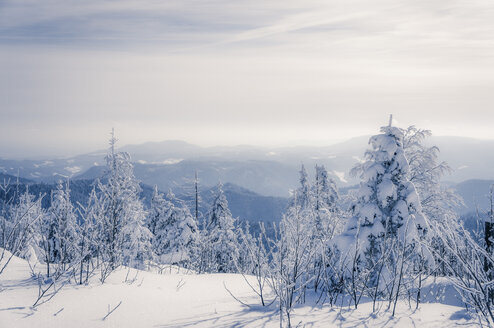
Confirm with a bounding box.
[1,0,494,157]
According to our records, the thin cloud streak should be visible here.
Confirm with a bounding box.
[1,0,494,157]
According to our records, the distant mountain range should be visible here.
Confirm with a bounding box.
[0,136,493,200]
[2,134,492,241]
[1,169,493,231]
[0,173,288,226]
[452,179,494,215]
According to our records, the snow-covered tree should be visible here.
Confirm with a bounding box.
[40,204,57,277]
[335,117,432,311]
[9,188,44,262]
[431,214,494,325]
[236,220,254,274]
[0,185,45,276]
[152,190,200,268]
[351,125,461,228]
[98,129,152,272]
[149,185,167,236]
[291,164,313,211]
[194,171,201,224]
[121,196,152,269]
[50,180,78,266]
[201,183,239,273]
[151,189,173,256]
[269,204,316,327]
[76,185,102,284]
[238,221,271,305]
[0,179,15,250]
[314,165,341,239]
[401,126,463,276]
[402,126,462,225]
[309,165,342,292]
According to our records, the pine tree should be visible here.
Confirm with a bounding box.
[89,179,105,266]
[311,165,341,292]
[194,171,201,225]
[335,117,431,310]
[10,188,44,261]
[314,164,340,239]
[153,190,200,268]
[121,196,152,269]
[339,119,429,250]
[0,179,15,250]
[51,180,78,267]
[40,180,78,276]
[76,185,101,284]
[40,198,57,277]
[236,221,254,273]
[149,185,168,236]
[202,183,239,273]
[291,164,313,211]
[152,189,174,257]
[98,129,152,271]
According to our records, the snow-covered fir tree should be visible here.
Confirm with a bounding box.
[202,183,239,273]
[339,118,430,249]
[151,189,173,257]
[291,164,313,211]
[313,164,341,239]
[10,188,44,261]
[309,165,342,292]
[98,129,152,270]
[290,165,318,255]
[40,180,78,276]
[76,185,101,284]
[152,190,200,268]
[121,195,152,269]
[40,203,57,277]
[0,179,14,250]
[236,220,254,274]
[335,117,432,309]
[49,180,78,266]
[149,185,168,236]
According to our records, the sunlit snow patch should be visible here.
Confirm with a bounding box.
[332,170,347,183]
[64,166,82,174]
[157,158,183,165]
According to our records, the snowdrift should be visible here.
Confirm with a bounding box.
[0,251,475,328]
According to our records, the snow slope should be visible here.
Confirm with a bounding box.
[0,252,476,327]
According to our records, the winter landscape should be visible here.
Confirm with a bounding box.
[2,1,494,327]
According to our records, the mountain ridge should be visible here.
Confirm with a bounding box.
[1,135,494,197]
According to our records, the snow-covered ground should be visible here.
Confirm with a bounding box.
[0,253,476,327]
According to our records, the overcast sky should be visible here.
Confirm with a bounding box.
[1,0,494,158]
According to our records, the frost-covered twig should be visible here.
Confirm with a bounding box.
[53,308,64,316]
[223,282,251,308]
[176,278,186,291]
[102,301,122,321]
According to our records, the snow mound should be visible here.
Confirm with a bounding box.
[0,251,476,328]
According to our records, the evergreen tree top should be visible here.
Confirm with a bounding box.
[207,183,234,230]
[336,119,431,259]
